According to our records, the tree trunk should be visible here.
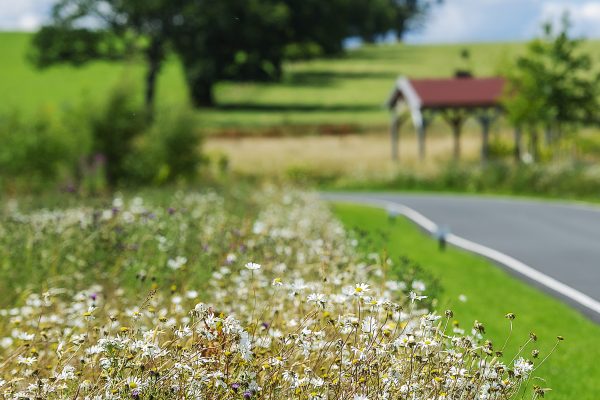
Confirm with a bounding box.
[145,59,160,117]
[451,121,462,161]
[390,114,400,161]
[362,34,377,44]
[514,127,522,162]
[395,18,408,41]
[418,123,426,161]
[479,116,491,163]
[189,76,215,108]
[531,130,539,161]
[144,37,164,119]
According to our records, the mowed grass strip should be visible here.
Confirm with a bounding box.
[333,203,600,400]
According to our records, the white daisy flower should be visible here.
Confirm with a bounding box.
[245,262,261,270]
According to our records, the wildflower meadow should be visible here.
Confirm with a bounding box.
[0,188,556,399]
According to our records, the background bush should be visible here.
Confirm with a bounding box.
[0,107,89,192]
[90,83,148,186]
[124,107,204,185]
[0,83,206,194]
[324,160,600,200]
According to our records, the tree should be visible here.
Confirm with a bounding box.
[347,0,396,44]
[173,0,289,107]
[283,0,350,56]
[31,0,439,110]
[347,0,436,43]
[392,0,435,41]
[30,0,187,115]
[30,0,291,109]
[175,0,437,106]
[503,15,600,160]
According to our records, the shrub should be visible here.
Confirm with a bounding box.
[123,107,204,185]
[283,42,323,61]
[575,134,600,158]
[121,132,165,185]
[0,83,206,193]
[285,164,339,186]
[0,107,82,191]
[488,136,515,160]
[438,163,471,191]
[159,108,204,180]
[393,255,443,309]
[334,160,600,200]
[90,83,147,186]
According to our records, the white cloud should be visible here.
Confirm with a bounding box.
[409,3,473,43]
[406,0,538,44]
[17,15,42,31]
[407,0,600,44]
[0,0,54,31]
[537,1,600,37]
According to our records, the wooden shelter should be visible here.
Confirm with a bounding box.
[386,76,508,162]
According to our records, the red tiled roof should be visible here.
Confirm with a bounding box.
[410,77,506,109]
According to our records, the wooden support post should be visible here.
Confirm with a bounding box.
[514,127,522,162]
[451,119,463,161]
[441,109,465,162]
[479,114,492,163]
[390,113,400,161]
[418,122,426,161]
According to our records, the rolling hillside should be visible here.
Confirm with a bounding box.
[2,32,599,133]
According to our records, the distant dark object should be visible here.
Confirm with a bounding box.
[435,226,450,251]
[456,47,473,80]
[460,48,471,60]
[386,76,507,162]
[454,70,473,79]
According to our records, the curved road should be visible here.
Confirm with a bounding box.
[324,193,600,322]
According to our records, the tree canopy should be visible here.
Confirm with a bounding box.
[504,16,600,142]
[30,0,435,111]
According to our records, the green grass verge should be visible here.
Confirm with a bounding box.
[333,203,600,400]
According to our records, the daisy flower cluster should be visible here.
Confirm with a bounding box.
[0,189,554,399]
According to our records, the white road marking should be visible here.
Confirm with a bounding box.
[332,196,600,316]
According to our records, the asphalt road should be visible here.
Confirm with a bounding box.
[325,193,600,321]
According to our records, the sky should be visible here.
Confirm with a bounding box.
[1,0,600,44]
[405,0,600,43]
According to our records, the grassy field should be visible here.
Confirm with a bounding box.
[6,31,600,178]
[206,129,489,175]
[0,33,188,115]
[5,31,600,190]
[333,203,600,400]
[0,31,545,132]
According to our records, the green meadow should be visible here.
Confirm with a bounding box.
[0,32,536,131]
[6,30,600,133]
